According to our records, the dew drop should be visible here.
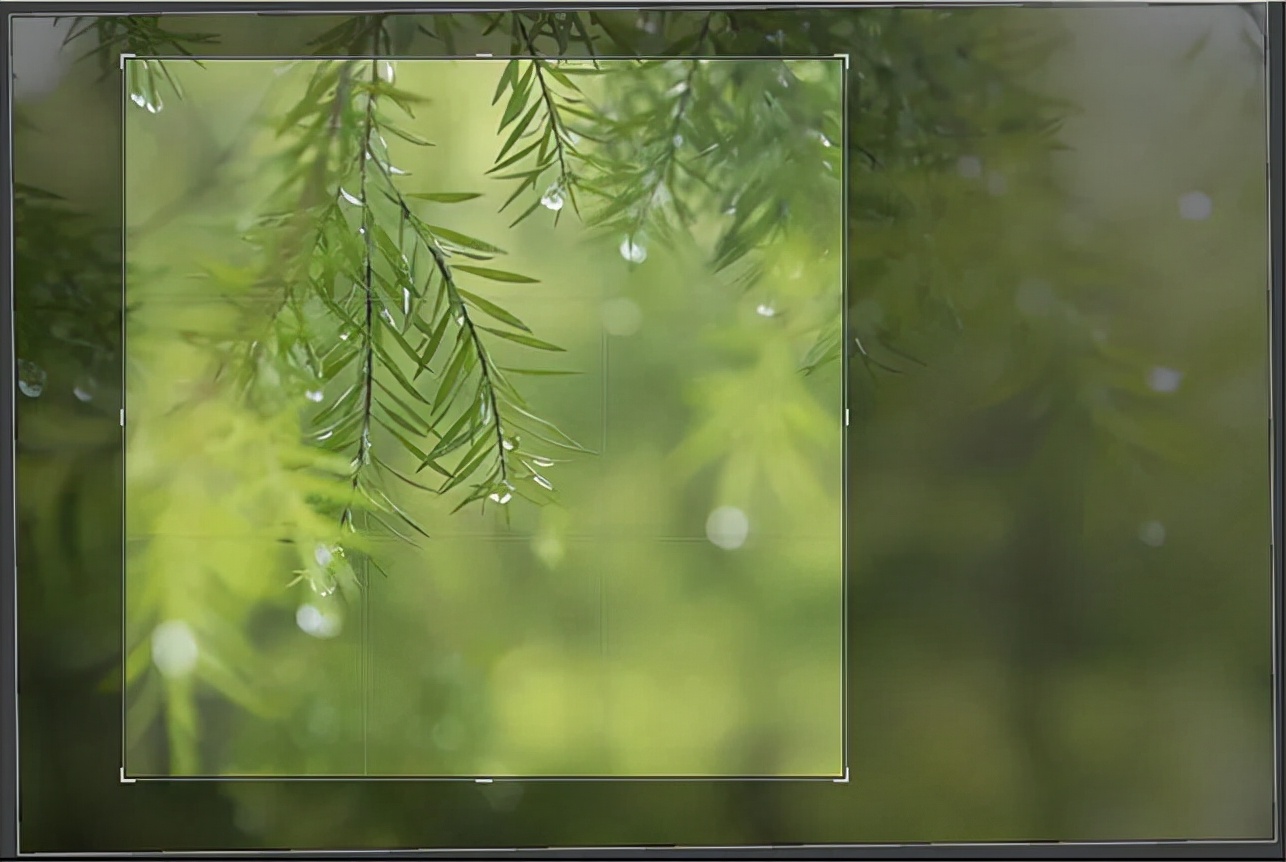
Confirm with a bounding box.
[706,506,750,551]
[756,302,777,318]
[339,333,350,341]
[17,359,46,398]
[72,375,98,403]
[540,186,565,212]
[402,288,412,317]
[502,437,515,451]
[306,389,324,403]
[817,132,832,148]
[956,155,983,179]
[532,474,554,491]
[601,297,642,337]
[619,237,648,264]
[314,544,334,568]
[488,482,514,505]
[130,91,163,113]
[532,533,565,568]
[1138,520,1166,548]
[151,620,199,679]
[296,603,343,639]
[380,308,396,326]
[672,134,684,148]
[530,456,555,468]
[339,188,364,206]
[1178,191,1212,222]
[1147,366,1184,394]
[377,60,396,84]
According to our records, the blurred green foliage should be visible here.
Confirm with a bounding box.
[12,4,1274,851]
[121,53,845,778]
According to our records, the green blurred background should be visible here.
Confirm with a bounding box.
[121,57,845,779]
[12,4,1276,851]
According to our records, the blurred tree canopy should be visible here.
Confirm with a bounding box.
[12,4,1274,851]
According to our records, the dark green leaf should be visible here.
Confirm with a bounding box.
[424,225,506,255]
[412,312,453,380]
[457,289,530,332]
[498,367,582,376]
[454,265,540,284]
[407,192,483,203]
[432,341,475,413]
[382,123,436,147]
[477,326,565,352]
[492,59,519,105]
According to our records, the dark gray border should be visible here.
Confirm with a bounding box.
[1268,0,1284,854]
[1,8,15,862]
[115,52,848,783]
[3,1,1284,859]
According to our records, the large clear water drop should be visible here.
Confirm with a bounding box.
[541,186,565,212]
[619,237,648,264]
[17,359,45,398]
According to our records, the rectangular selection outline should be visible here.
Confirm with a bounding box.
[118,52,851,783]
[2,1,1280,857]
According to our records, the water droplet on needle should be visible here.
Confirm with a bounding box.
[72,375,98,403]
[17,359,46,398]
[314,544,334,567]
[296,603,342,638]
[540,186,565,212]
[619,237,648,264]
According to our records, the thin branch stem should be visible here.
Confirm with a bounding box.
[625,13,713,241]
[516,17,575,201]
[345,57,380,526]
[422,231,511,487]
[216,63,354,389]
[367,129,512,490]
